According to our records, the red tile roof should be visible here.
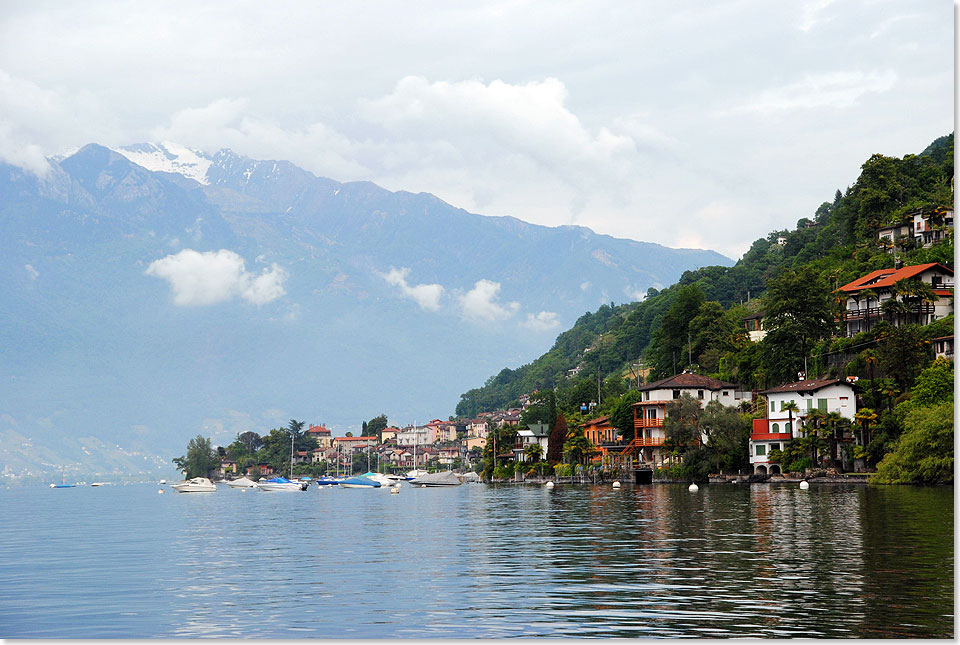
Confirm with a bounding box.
[837,263,953,293]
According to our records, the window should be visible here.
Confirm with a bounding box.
[770,443,780,452]
[672,390,680,399]
[818,398,828,412]
[698,389,704,399]
[785,422,791,433]
[806,399,813,411]
[644,391,650,401]
[771,400,775,413]
[722,391,729,396]
[756,444,766,456]
[772,423,779,433]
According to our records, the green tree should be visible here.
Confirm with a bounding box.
[172,435,220,479]
[609,390,643,443]
[663,394,702,461]
[523,443,543,463]
[876,324,930,390]
[871,402,954,484]
[563,429,593,467]
[761,266,837,383]
[363,414,389,442]
[698,400,751,473]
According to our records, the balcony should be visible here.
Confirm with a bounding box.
[634,418,664,429]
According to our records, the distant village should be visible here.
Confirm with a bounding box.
[213,208,953,483]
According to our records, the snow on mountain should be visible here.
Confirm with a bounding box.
[112,142,212,184]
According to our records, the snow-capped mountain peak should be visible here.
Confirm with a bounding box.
[111,142,212,184]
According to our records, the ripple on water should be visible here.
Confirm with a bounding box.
[0,482,952,637]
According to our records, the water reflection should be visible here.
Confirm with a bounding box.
[0,482,952,638]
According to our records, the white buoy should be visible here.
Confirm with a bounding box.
[800,480,810,490]
[241,488,246,493]
[420,484,427,488]
[158,489,164,494]
[689,483,699,492]
[391,486,400,494]
[612,481,621,488]
[545,481,555,489]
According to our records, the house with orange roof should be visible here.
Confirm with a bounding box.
[306,424,333,449]
[836,262,953,336]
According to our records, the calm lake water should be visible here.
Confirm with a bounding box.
[0,481,952,638]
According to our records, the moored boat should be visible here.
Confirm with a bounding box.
[171,477,217,493]
[257,476,308,492]
[408,471,462,487]
[337,476,381,488]
[224,476,258,488]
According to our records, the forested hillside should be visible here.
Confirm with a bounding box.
[457,134,954,419]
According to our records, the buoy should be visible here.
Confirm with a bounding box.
[612,481,621,488]
[688,483,699,492]
[390,486,400,494]
[158,489,164,494]
[420,484,427,488]
[545,481,555,488]
[799,480,810,490]
[241,488,246,493]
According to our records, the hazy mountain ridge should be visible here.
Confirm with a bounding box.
[0,142,731,481]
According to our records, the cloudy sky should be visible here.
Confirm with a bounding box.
[0,1,952,259]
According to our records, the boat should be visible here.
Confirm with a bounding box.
[316,476,340,486]
[337,476,381,488]
[257,476,308,492]
[408,471,462,487]
[159,479,167,485]
[170,477,217,493]
[224,476,258,488]
[405,468,429,480]
[49,468,76,488]
[360,471,399,487]
[90,482,107,487]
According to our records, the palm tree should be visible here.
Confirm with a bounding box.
[782,401,800,440]
[804,408,827,465]
[854,408,878,451]
[881,298,907,326]
[523,443,543,464]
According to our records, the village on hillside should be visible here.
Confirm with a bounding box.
[187,206,956,485]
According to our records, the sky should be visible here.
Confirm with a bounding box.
[0,1,953,260]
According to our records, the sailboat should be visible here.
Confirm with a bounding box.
[49,468,76,488]
[259,427,308,491]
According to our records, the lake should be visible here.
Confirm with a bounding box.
[0,481,952,638]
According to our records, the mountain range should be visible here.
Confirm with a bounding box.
[0,142,731,481]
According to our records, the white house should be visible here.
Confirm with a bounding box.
[515,423,550,462]
[630,372,746,466]
[750,378,859,475]
[837,262,953,337]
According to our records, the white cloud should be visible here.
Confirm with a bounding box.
[521,311,561,332]
[145,248,286,306]
[722,71,898,115]
[381,267,445,311]
[459,279,519,322]
[24,264,38,280]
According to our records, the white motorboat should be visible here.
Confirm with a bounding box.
[257,476,308,492]
[224,476,258,488]
[361,472,399,487]
[90,482,106,487]
[171,477,217,493]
